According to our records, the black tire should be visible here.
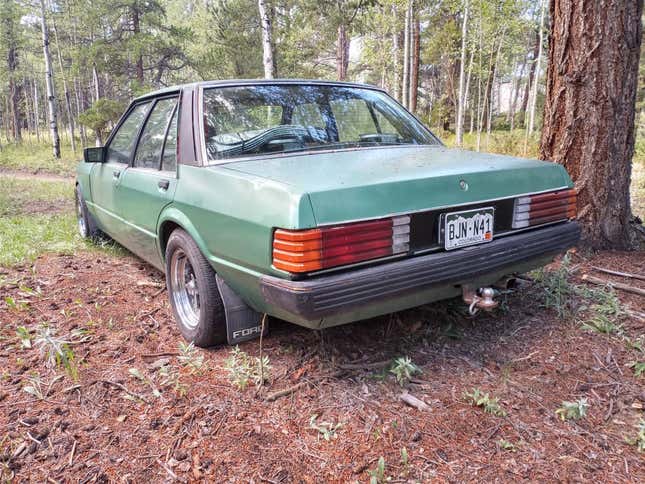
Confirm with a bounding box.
[165,228,227,347]
[75,184,102,240]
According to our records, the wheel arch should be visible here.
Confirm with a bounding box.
[157,207,212,265]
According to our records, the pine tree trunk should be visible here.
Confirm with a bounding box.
[456,0,469,146]
[39,0,60,158]
[258,0,276,79]
[521,31,540,124]
[527,0,546,134]
[52,15,76,153]
[336,24,349,81]
[401,1,411,109]
[391,6,401,101]
[409,16,420,113]
[540,0,643,249]
[132,6,144,84]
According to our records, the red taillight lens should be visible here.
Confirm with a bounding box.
[273,216,410,273]
[512,188,577,229]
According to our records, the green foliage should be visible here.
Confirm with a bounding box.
[555,398,589,421]
[224,346,271,390]
[625,420,645,452]
[15,326,31,348]
[368,456,389,484]
[463,388,507,416]
[390,356,420,386]
[309,414,342,441]
[178,341,206,374]
[78,99,126,143]
[34,326,78,380]
[497,439,517,452]
[628,361,645,378]
[531,255,575,317]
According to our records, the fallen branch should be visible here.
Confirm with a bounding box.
[265,382,308,402]
[581,274,645,297]
[337,360,391,371]
[591,266,645,282]
[141,352,180,359]
[99,380,149,403]
[400,391,430,411]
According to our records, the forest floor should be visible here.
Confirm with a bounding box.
[1,136,644,481]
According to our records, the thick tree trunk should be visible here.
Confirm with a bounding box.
[39,0,60,158]
[258,0,276,79]
[540,0,643,249]
[409,17,420,112]
[336,24,349,81]
[456,0,469,146]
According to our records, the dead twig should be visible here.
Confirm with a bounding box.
[337,360,391,371]
[98,380,149,403]
[591,266,645,282]
[68,440,77,466]
[141,352,180,359]
[265,382,309,402]
[156,459,185,483]
[581,274,645,297]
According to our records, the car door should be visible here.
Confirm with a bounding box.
[89,101,151,238]
[115,96,179,268]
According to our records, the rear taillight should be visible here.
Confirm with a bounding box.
[512,188,576,229]
[273,216,410,273]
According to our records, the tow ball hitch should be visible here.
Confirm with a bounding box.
[462,285,498,315]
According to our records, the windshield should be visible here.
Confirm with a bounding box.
[202,84,438,162]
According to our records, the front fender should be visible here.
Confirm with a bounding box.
[75,161,93,201]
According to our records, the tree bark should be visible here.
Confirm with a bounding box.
[527,0,546,134]
[540,0,643,249]
[336,24,349,81]
[391,6,401,101]
[131,5,144,84]
[401,1,411,109]
[258,0,276,79]
[51,14,76,152]
[520,30,540,122]
[409,16,420,112]
[39,0,60,158]
[456,0,469,146]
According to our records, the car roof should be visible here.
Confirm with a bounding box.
[134,79,385,102]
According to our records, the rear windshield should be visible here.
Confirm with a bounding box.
[202,84,438,162]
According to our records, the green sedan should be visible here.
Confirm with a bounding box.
[75,80,580,346]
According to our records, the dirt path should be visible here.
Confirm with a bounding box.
[0,250,643,482]
[0,169,74,182]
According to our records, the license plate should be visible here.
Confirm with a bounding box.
[443,207,494,250]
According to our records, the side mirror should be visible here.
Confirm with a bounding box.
[84,147,105,163]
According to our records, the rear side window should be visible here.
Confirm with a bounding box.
[106,102,150,164]
[134,98,178,169]
[161,108,179,172]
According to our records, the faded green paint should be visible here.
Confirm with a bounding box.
[78,145,574,328]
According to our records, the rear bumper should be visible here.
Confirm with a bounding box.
[259,221,580,321]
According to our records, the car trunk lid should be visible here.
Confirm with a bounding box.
[218,145,572,227]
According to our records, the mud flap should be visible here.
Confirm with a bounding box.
[216,275,267,345]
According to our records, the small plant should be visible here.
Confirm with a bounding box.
[129,367,161,398]
[556,398,590,421]
[224,346,272,390]
[400,446,409,469]
[625,420,645,452]
[581,314,622,335]
[532,255,574,317]
[23,375,46,400]
[390,356,420,386]
[368,456,390,484]
[309,414,342,441]
[463,388,507,416]
[628,361,645,377]
[497,439,517,452]
[159,364,188,397]
[178,341,206,374]
[624,336,645,353]
[15,326,31,348]
[34,326,78,380]
[5,296,28,311]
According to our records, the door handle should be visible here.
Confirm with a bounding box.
[112,170,121,179]
[158,179,170,190]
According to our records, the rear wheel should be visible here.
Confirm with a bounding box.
[75,185,101,240]
[165,229,227,347]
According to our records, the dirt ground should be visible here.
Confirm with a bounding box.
[1,249,644,482]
